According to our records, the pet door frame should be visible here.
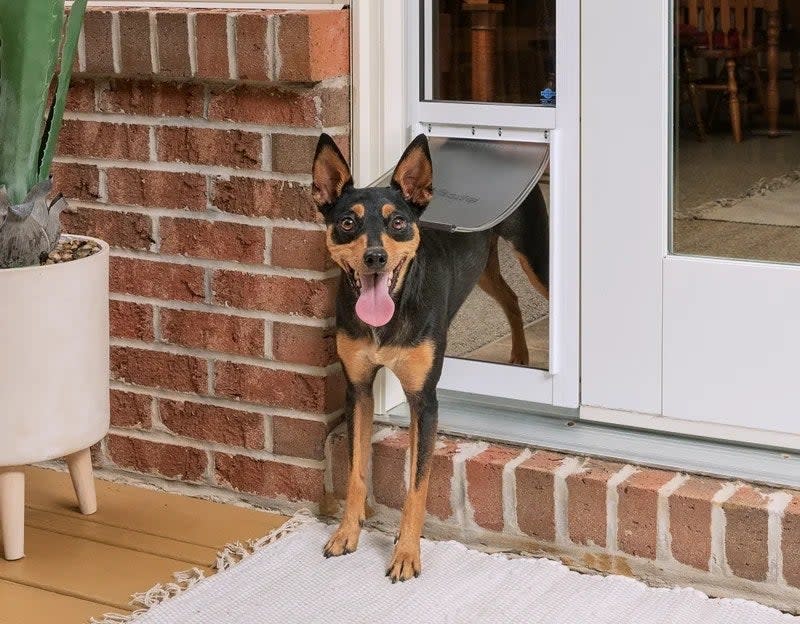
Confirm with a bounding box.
[362,0,580,412]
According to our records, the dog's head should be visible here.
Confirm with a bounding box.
[312,133,433,328]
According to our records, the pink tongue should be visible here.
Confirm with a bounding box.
[355,272,395,327]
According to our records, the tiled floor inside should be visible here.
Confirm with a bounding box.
[0,467,287,624]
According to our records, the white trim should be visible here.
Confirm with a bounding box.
[581,405,800,452]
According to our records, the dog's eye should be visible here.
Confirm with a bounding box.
[391,215,407,230]
[339,216,355,232]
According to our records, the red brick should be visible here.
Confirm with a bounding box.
[160,308,264,357]
[208,85,316,127]
[212,271,336,318]
[118,11,153,75]
[617,469,677,559]
[724,485,769,582]
[156,12,190,77]
[110,390,152,429]
[110,257,205,302]
[194,12,229,79]
[214,453,324,502]
[276,11,349,82]
[271,133,348,175]
[271,227,331,271]
[57,120,150,161]
[157,127,261,169]
[783,494,800,588]
[515,451,564,541]
[83,10,115,74]
[567,459,624,547]
[98,80,203,117]
[160,218,265,263]
[669,477,720,571]
[110,300,154,341]
[214,362,343,413]
[318,85,350,127]
[112,346,208,393]
[61,207,152,250]
[466,445,523,532]
[108,435,206,481]
[212,177,319,221]
[272,416,328,460]
[272,323,336,367]
[51,162,100,201]
[160,400,264,449]
[372,431,408,510]
[235,13,270,81]
[427,439,459,521]
[329,427,348,499]
[65,79,95,112]
[107,169,207,210]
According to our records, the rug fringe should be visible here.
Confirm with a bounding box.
[89,509,314,624]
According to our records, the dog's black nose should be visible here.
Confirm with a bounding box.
[363,247,388,269]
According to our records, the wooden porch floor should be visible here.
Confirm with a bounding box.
[0,467,287,624]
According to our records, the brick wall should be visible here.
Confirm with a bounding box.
[55,6,349,506]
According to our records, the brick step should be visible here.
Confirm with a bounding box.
[327,425,800,613]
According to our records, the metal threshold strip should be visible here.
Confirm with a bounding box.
[378,390,800,490]
[371,137,549,232]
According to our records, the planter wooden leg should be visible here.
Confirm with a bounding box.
[0,468,25,560]
[66,448,97,515]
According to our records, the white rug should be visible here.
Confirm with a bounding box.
[681,170,800,227]
[94,513,798,624]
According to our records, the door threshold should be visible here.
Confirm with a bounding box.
[377,390,800,489]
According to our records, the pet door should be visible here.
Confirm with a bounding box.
[377,0,578,409]
[371,137,549,233]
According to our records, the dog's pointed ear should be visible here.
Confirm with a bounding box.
[312,133,352,212]
[391,134,433,211]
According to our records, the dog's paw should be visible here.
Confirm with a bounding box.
[386,543,421,583]
[509,348,530,366]
[323,526,360,558]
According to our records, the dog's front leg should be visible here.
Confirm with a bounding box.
[387,389,438,582]
[324,379,375,557]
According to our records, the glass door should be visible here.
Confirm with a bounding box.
[405,0,579,408]
[582,0,800,445]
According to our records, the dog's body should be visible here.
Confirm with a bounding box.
[312,134,548,582]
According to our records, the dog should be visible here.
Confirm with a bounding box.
[312,132,549,581]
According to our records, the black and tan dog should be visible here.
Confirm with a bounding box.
[312,133,548,582]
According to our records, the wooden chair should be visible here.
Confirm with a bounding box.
[678,0,767,142]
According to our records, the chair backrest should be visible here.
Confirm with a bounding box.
[679,0,757,50]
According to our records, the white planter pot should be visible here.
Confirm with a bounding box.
[0,235,110,466]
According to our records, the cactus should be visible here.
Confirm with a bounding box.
[0,0,88,268]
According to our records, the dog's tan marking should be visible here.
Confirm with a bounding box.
[381,226,420,294]
[326,226,368,274]
[352,203,365,218]
[337,333,435,394]
[515,252,550,300]
[480,237,529,365]
[381,203,395,218]
[387,414,430,582]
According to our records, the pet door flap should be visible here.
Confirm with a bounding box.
[370,137,549,232]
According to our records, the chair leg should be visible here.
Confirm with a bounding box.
[0,468,25,561]
[792,49,800,127]
[688,83,707,141]
[726,58,743,143]
[65,448,97,516]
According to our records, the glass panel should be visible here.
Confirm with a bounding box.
[672,0,800,264]
[426,0,556,106]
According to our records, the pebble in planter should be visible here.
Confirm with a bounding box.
[0,0,110,561]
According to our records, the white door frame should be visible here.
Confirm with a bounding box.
[580,0,800,450]
[352,0,579,412]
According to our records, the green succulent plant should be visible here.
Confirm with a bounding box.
[0,0,87,268]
